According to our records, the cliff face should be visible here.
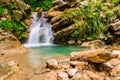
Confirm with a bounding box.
[45,0,120,45]
[0,0,32,42]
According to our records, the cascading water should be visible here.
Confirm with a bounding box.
[24,13,53,47]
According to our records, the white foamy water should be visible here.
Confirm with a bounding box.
[24,13,53,47]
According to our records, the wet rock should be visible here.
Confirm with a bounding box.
[57,71,69,80]
[67,40,76,45]
[70,49,118,63]
[36,7,42,18]
[46,59,58,69]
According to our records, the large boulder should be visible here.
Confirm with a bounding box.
[70,49,118,63]
[46,59,58,69]
[53,24,76,39]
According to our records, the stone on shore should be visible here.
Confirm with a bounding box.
[70,49,118,63]
[46,59,58,69]
[57,71,69,80]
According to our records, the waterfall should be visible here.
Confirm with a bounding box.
[24,13,53,47]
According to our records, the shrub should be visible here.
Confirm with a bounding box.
[69,0,118,41]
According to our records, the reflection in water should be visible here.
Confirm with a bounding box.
[27,45,87,68]
[28,49,45,68]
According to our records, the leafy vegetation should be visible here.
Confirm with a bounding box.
[0,8,5,14]
[0,19,26,39]
[0,1,31,41]
[22,0,54,11]
[61,0,120,41]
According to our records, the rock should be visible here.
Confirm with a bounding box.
[0,29,18,43]
[83,70,103,80]
[12,10,23,21]
[77,40,82,45]
[71,72,91,80]
[8,61,19,71]
[16,0,31,11]
[109,21,120,32]
[81,40,104,48]
[53,25,76,39]
[70,49,118,63]
[57,71,69,80]
[46,59,58,69]
[1,17,6,21]
[110,64,120,77]
[66,68,78,77]
[36,7,42,18]
[99,62,114,71]
[52,0,67,6]
[51,15,62,23]
[45,71,57,80]
[108,58,120,66]
[58,59,70,69]
[52,19,72,30]
[67,40,76,45]
[70,61,89,71]
[22,19,32,28]
[114,31,120,36]
[6,14,11,20]
[46,11,63,18]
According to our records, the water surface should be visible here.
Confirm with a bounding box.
[26,45,88,67]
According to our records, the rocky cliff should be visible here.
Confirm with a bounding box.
[45,0,120,45]
[0,0,32,42]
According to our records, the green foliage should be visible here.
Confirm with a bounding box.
[68,0,119,41]
[22,0,54,11]
[0,19,26,39]
[61,9,80,22]
[0,8,5,14]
